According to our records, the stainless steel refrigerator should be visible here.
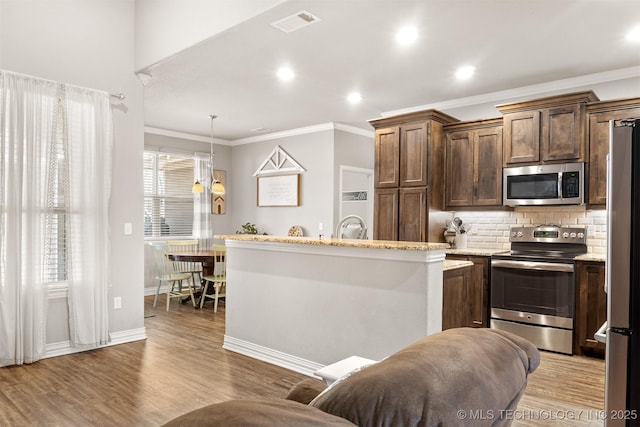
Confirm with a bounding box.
[605,118,640,427]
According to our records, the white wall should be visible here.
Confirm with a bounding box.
[1,0,145,344]
[231,130,335,238]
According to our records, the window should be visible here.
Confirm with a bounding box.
[45,98,70,282]
[144,151,195,238]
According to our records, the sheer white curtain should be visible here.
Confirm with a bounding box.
[0,71,56,366]
[193,154,213,242]
[0,70,113,366]
[62,84,112,349]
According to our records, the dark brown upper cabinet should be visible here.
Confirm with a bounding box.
[370,110,458,242]
[444,119,503,208]
[374,126,401,188]
[498,91,599,166]
[586,98,640,206]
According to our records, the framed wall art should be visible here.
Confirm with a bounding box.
[257,174,300,207]
[211,169,226,214]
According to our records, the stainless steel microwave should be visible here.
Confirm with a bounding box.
[503,162,584,206]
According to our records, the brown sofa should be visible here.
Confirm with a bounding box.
[163,328,540,426]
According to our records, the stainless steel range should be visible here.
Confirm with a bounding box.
[490,225,587,355]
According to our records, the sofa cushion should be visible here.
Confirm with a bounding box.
[162,398,356,427]
[284,378,328,404]
[309,328,540,427]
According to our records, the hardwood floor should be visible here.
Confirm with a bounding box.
[515,350,605,426]
[0,296,605,426]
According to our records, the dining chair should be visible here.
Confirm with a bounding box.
[167,239,202,289]
[149,243,196,310]
[200,245,226,312]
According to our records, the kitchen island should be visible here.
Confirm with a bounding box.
[215,234,447,376]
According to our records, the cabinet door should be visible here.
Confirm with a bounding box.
[576,261,607,356]
[474,127,503,206]
[442,266,473,330]
[445,130,474,207]
[398,187,427,242]
[588,107,640,205]
[503,111,540,165]
[542,104,584,162]
[374,127,400,188]
[446,255,490,328]
[400,122,428,187]
[468,256,490,327]
[373,188,398,240]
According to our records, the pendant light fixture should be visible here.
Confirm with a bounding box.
[209,114,225,195]
[191,116,205,192]
[192,114,225,194]
[191,180,203,193]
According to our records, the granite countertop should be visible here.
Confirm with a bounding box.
[443,259,474,272]
[446,248,510,257]
[574,253,606,262]
[215,234,449,252]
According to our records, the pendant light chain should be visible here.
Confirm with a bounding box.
[209,115,225,195]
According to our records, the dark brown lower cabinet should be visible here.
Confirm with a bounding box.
[442,255,490,329]
[442,264,473,330]
[575,260,607,357]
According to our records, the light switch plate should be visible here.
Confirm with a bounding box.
[124,222,132,235]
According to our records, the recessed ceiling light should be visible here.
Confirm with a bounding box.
[347,92,362,103]
[277,67,295,81]
[455,65,475,80]
[626,25,640,42]
[396,26,418,45]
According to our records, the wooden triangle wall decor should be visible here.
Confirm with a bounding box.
[253,145,306,176]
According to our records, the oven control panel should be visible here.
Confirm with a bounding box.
[510,226,586,244]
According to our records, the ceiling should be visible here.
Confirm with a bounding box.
[141,0,640,142]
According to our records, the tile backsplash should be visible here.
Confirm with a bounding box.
[448,206,607,254]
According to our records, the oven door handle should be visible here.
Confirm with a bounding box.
[491,259,574,272]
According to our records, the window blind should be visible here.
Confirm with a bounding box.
[45,99,70,282]
[144,151,195,238]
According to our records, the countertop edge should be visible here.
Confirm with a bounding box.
[574,254,606,262]
[443,260,474,272]
[445,248,509,257]
[215,234,449,251]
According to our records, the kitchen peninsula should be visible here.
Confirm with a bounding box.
[215,234,448,376]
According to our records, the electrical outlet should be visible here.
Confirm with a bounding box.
[114,296,122,309]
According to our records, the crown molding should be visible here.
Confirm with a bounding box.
[232,123,333,145]
[145,122,374,147]
[381,66,640,117]
[232,122,373,145]
[333,122,374,138]
[144,126,231,145]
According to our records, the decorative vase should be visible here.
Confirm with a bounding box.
[454,233,468,249]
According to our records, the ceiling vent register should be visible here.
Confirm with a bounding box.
[271,11,321,33]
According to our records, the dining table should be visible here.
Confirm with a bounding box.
[166,250,221,306]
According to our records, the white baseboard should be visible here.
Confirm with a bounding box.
[44,327,147,359]
[144,286,163,296]
[223,335,323,378]
[110,327,147,345]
